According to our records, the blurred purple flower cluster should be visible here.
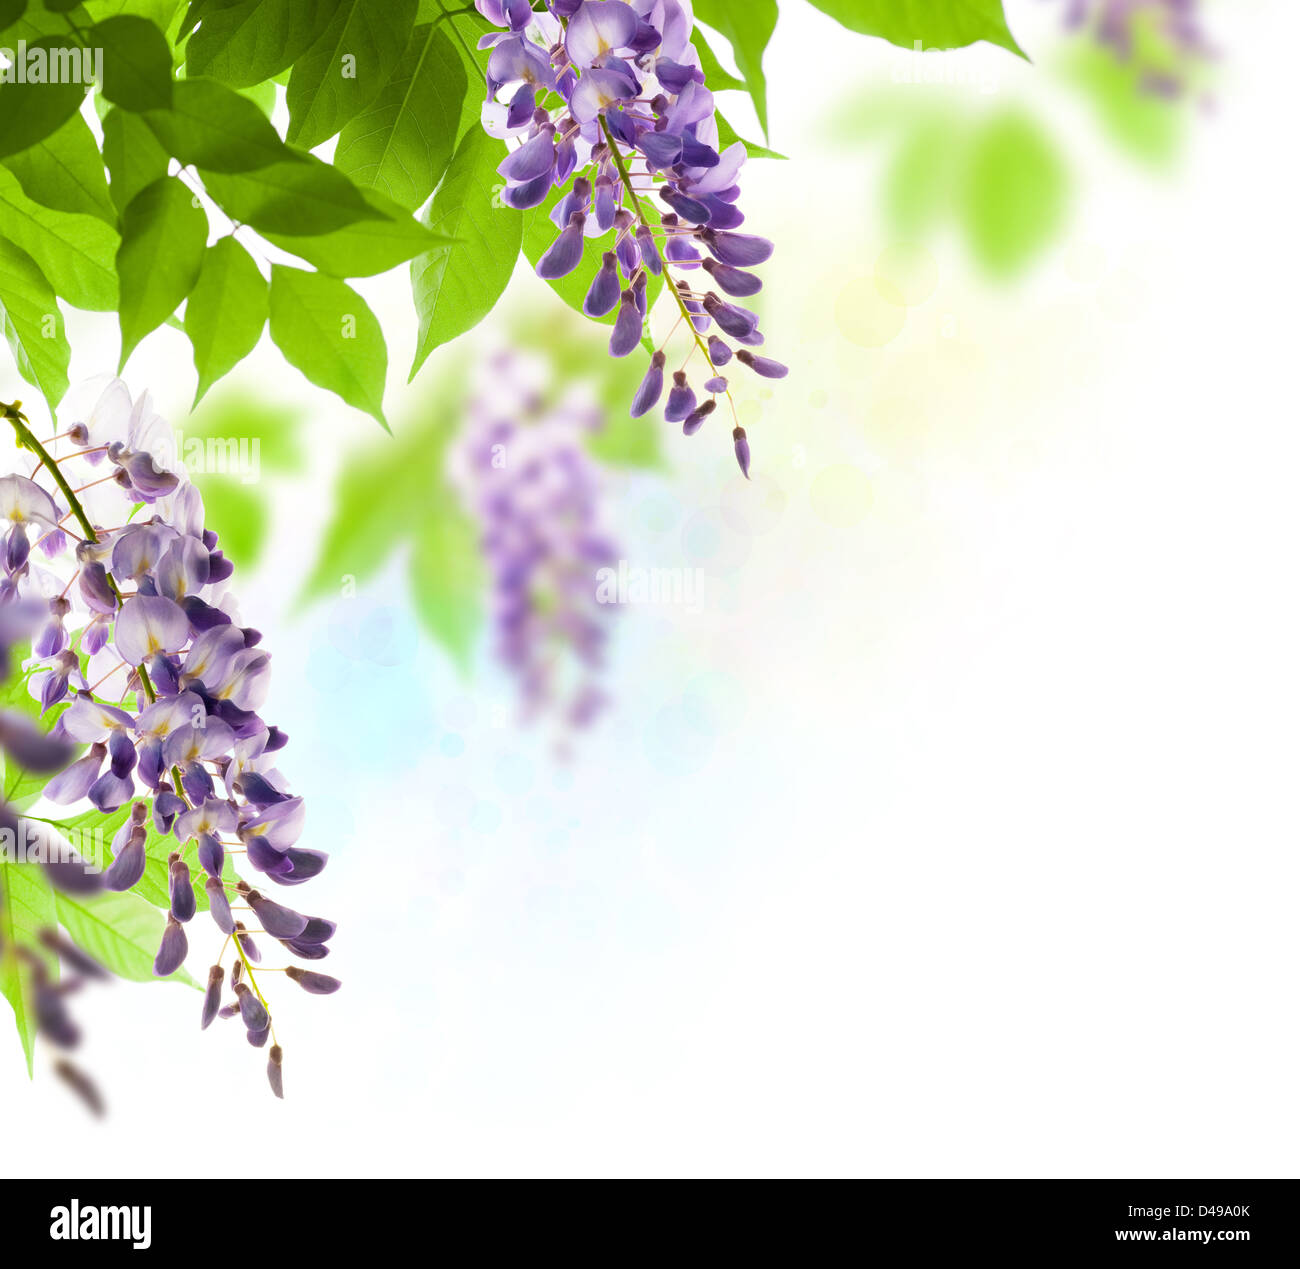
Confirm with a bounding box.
[2,384,338,1095]
[1062,0,1212,97]
[448,351,619,736]
[477,0,786,477]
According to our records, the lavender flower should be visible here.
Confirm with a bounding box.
[480,1,786,477]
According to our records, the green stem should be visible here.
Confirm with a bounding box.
[599,118,737,415]
[3,399,158,706]
[3,401,100,542]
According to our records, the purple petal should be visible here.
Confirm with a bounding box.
[153,917,188,976]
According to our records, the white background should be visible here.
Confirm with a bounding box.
[6,0,1300,1177]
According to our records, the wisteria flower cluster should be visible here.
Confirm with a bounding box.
[1,387,339,1097]
[477,0,787,478]
[448,351,618,735]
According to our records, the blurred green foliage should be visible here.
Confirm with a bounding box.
[834,92,1070,280]
[1060,8,1207,169]
[185,392,305,570]
[960,111,1068,278]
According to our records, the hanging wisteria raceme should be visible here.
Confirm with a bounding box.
[1,389,340,1098]
[477,0,787,479]
[448,351,619,735]
[1062,0,1212,96]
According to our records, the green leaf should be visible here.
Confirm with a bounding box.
[1064,38,1188,168]
[690,27,745,93]
[238,77,278,117]
[715,110,786,161]
[184,236,267,406]
[805,0,1025,58]
[883,117,963,235]
[298,363,464,606]
[55,889,196,986]
[117,176,209,369]
[186,0,344,88]
[1,112,115,224]
[0,235,70,414]
[0,647,74,812]
[419,0,491,143]
[298,439,420,603]
[286,0,417,151]
[0,860,58,1076]
[262,185,447,278]
[409,126,521,380]
[0,165,119,311]
[144,77,294,173]
[84,1,185,29]
[2,1,89,41]
[103,105,170,215]
[198,153,386,236]
[334,21,464,213]
[0,38,89,159]
[521,185,664,328]
[408,503,482,674]
[91,13,174,112]
[187,390,304,471]
[190,472,267,565]
[268,265,387,426]
[693,0,777,138]
[70,798,216,916]
[958,110,1068,278]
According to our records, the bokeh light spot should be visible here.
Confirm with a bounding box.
[835,277,907,347]
[875,243,939,306]
[810,464,873,527]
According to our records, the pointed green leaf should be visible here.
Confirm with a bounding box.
[0,235,70,414]
[334,21,464,213]
[186,0,344,88]
[690,28,745,93]
[184,237,267,406]
[805,0,1025,58]
[0,165,119,311]
[103,106,170,215]
[715,110,786,161]
[693,0,777,138]
[409,126,521,380]
[198,153,385,236]
[286,0,417,150]
[1,112,115,224]
[268,265,387,426]
[420,0,491,142]
[117,176,208,369]
[91,13,174,112]
[0,38,88,159]
[262,185,447,278]
[144,77,294,173]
